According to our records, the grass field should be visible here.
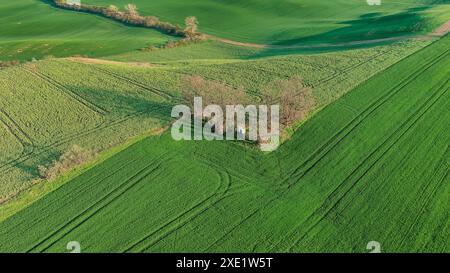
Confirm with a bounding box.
[0,59,172,198]
[0,34,447,253]
[85,0,450,45]
[0,0,448,254]
[0,0,172,61]
[0,38,430,202]
[2,1,449,61]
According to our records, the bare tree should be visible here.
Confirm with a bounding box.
[104,5,120,17]
[181,75,248,110]
[125,4,138,17]
[144,16,160,27]
[261,76,315,127]
[184,16,199,37]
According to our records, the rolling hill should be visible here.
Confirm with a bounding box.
[2,0,449,61]
[0,0,172,61]
[85,0,450,45]
[0,0,449,254]
[0,34,448,253]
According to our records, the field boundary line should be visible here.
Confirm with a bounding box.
[281,79,449,252]
[124,163,231,253]
[0,102,169,174]
[206,20,450,49]
[27,153,169,253]
[282,49,449,188]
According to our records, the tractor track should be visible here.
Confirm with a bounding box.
[316,47,395,85]
[27,153,169,253]
[89,66,176,101]
[0,105,170,206]
[397,147,450,249]
[282,49,449,188]
[0,64,172,173]
[0,108,35,165]
[209,48,450,252]
[21,67,108,116]
[0,106,164,174]
[203,208,260,251]
[280,79,449,252]
[0,107,36,183]
[123,160,232,253]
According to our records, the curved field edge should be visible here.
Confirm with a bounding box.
[0,37,429,203]
[83,0,450,45]
[0,126,167,222]
[0,35,448,252]
[0,0,172,62]
[3,1,449,62]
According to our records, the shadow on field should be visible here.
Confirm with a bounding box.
[13,83,174,178]
[249,5,434,58]
[64,84,175,121]
[15,152,59,178]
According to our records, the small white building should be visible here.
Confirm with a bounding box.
[237,126,246,137]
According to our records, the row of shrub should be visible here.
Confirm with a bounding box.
[141,35,207,52]
[53,1,203,39]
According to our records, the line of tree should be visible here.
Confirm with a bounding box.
[53,1,203,39]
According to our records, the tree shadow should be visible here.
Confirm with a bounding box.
[247,5,435,59]
[12,84,175,179]
[63,84,176,124]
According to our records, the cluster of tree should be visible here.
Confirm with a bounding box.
[181,75,249,110]
[38,145,96,181]
[0,60,20,68]
[53,1,203,39]
[180,75,316,131]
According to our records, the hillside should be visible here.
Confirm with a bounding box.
[0,0,448,254]
[85,0,450,45]
[0,38,430,204]
[0,0,172,61]
[0,35,448,253]
[2,0,449,61]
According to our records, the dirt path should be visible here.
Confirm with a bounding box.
[207,20,450,50]
[430,20,450,37]
[64,21,450,66]
[66,57,155,67]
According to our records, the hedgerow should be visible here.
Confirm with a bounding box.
[53,0,204,40]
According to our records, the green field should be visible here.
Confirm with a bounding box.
[0,34,448,253]
[0,38,430,202]
[85,0,450,45]
[0,0,449,253]
[0,0,172,61]
[2,0,449,61]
